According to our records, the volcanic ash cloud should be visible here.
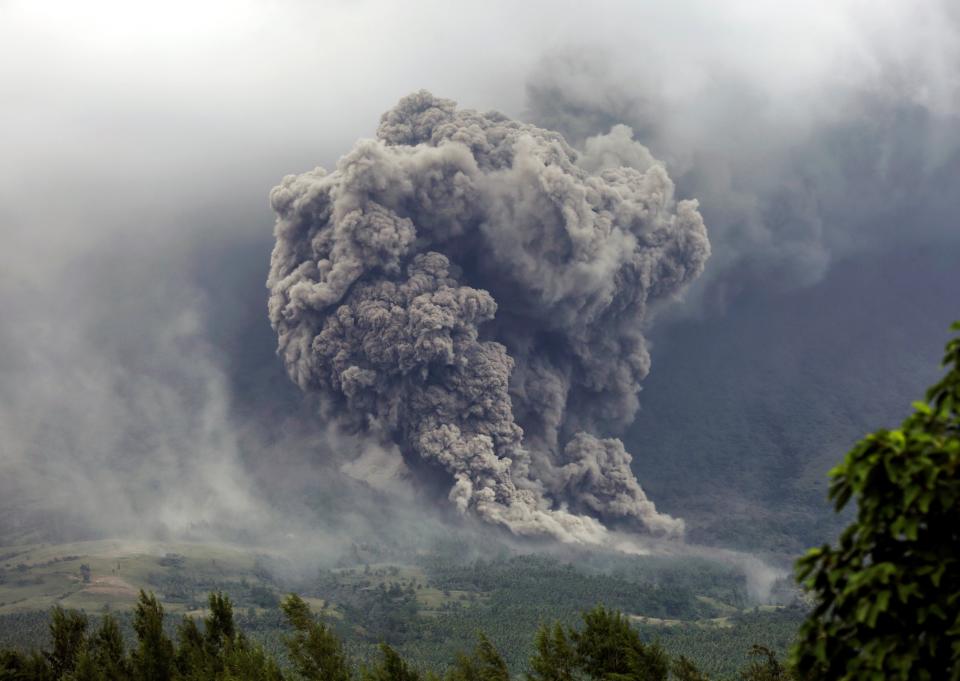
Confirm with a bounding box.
[267,91,709,544]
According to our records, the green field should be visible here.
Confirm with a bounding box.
[0,540,281,616]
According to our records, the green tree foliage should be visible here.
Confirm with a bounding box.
[527,606,670,681]
[46,607,87,678]
[792,321,960,680]
[0,649,52,681]
[88,615,130,680]
[205,592,237,649]
[0,592,284,680]
[526,623,577,681]
[737,645,792,681]
[177,592,283,681]
[281,594,351,681]
[362,644,421,681]
[445,634,509,681]
[672,655,710,681]
[0,592,774,681]
[131,591,175,681]
[72,652,99,681]
[618,639,669,681]
[570,605,668,681]
[175,617,207,678]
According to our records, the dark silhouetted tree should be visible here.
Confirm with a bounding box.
[0,649,53,680]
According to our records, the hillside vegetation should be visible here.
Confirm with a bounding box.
[0,590,795,681]
[0,542,800,678]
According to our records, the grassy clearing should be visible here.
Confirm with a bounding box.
[0,540,282,615]
[0,539,774,635]
[328,563,491,614]
[695,595,739,614]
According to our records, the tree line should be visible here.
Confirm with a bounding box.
[0,589,796,681]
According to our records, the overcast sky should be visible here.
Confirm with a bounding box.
[2,0,957,294]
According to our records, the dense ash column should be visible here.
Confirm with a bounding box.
[267,91,709,543]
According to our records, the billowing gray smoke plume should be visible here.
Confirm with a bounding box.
[525,40,960,312]
[267,92,709,543]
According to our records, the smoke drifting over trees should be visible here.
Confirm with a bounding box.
[267,92,710,543]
